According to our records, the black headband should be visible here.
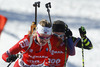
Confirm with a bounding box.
[53,24,65,32]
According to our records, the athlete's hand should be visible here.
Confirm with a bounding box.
[65,24,72,37]
[79,26,86,38]
[6,54,18,62]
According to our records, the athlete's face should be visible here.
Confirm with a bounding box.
[37,32,51,46]
[53,32,65,40]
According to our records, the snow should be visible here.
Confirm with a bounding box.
[0,0,100,67]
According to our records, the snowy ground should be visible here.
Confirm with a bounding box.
[0,0,100,67]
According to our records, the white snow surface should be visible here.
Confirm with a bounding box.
[0,0,100,67]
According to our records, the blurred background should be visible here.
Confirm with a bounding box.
[0,0,100,67]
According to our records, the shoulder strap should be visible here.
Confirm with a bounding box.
[48,40,52,51]
[21,35,33,55]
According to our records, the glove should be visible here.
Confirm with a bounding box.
[6,54,18,62]
[65,24,72,37]
[79,26,86,38]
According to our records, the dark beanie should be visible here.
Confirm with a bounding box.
[53,20,65,32]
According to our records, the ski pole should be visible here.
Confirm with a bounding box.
[45,2,52,51]
[7,61,12,67]
[27,1,40,50]
[45,2,52,25]
[30,1,40,34]
[64,37,68,67]
[81,38,84,67]
[33,1,40,25]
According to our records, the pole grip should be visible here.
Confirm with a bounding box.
[45,2,52,25]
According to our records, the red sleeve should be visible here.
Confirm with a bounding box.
[2,41,23,62]
[2,41,22,62]
[9,35,30,54]
[2,35,30,62]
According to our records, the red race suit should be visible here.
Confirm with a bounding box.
[44,35,70,67]
[2,34,59,67]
